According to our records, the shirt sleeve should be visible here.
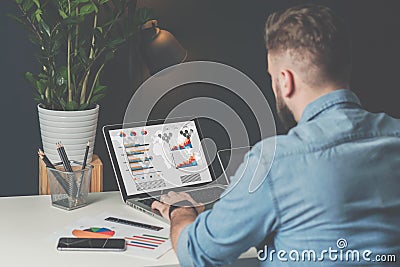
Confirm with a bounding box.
[176,141,280,266]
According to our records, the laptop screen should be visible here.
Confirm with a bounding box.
[107,120,213,196]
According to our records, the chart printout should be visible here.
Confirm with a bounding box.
[110,121,213,196]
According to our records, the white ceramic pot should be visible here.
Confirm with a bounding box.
[38,104,99,163]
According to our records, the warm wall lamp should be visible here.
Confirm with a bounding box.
[140,19,187,75]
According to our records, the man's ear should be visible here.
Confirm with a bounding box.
[279,69,295,98]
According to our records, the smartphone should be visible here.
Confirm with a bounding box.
[57,237,127,251]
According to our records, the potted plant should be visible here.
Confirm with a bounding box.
[11,0,153,162]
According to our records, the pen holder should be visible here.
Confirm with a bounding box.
[47,161,93,210]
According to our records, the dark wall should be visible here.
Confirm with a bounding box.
[1,0,399,196]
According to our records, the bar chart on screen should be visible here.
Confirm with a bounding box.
[108,120,213,196]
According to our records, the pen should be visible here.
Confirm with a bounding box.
[105,216,163,231]
[82,140,90,170]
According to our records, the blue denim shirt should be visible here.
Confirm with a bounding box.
[177,89,400,266]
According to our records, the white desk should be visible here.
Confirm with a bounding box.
[1,191,257,267]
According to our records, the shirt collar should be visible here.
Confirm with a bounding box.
[298,89,361,124]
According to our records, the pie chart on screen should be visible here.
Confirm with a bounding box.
[72,227,115,238]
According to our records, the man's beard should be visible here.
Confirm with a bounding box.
[275,84,297,132]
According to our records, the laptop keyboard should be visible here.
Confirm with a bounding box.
[137,186,225,207]
[184,187,225,203]
[138,197,159,207]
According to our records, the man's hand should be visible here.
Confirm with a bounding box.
[151,191,205,221]
[151,191,205,251]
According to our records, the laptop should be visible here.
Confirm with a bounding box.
[103,118,230,223]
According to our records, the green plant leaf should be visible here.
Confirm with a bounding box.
[55,85,67,98]
[50,41,61,55]
[77,47,89,65]
[22,1,34,12]
[93,3,99,13]
[24,72,37,87]
[63,15,84,25]
[59,9,68,19]
[89,93,105,104]
[80,3,97,15]
[79,103,89,110]
[93,84,107,95]
[66,100,79,111]
[33,93,44,103]
[36,80,46,94]
[33,94,40,102]
[59,66,68,80]
[38,73,47,79]
[59,98,67,110]
[72,0,90,5]
[34,9,43,22]
[32,0,40,8]
[37,20,50,36]
[16,0,24,4]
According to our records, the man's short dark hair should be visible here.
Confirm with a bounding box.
[265,4,352,87]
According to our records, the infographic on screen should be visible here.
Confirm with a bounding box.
[110,121,212,195]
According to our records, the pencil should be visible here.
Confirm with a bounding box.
[57,142,78,197]
[60,142,73,172]
[82,140,90,170]
[56,143,65,170]
[38,148,55,169]
[75,140,90,199]
[41,146,70,194]
[56,143,72,172]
